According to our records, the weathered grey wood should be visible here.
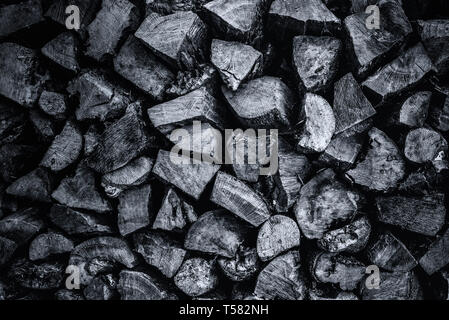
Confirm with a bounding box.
[166,64,219,98]
[118,270,177,300]
[7,259,65,290]
[41,32,80,73]
[185,210,250,258]
[399,91,431,127]
[0,208,44,245]
[174,258,219,297]
[0,0,44,37]
[218,247,260,282]
[294,169,364,239]
[117,184,152,236]
[6,167,53,203]
[429,95,449,132]
[376,193,446,236]
[292,36,341,93]
[210,172,271,227]
[29,232,74,261]
[38,91,68,120]
[319,133,364,171]
[83,125,101,157]
[404,128,448,164]
[398,168,437,196]
[84,275,117,300]
[29,109,57,143]
[0,236,17,267]
[135,11,208,69]
[360,271,422,300]
[417,19,449,76]
[419,228,449,275]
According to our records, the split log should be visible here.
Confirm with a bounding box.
[69,237,139,285]
[222,76,295,129]
[68,70,132,123]
[29,110,57,143]
[0,144,40,183]
[254,251,307,300]
[344,1,412,78]
[0,43,45,107]
[152,149,220,200]
[29,232,74,261]
[185,209,250,258]
[166,64,219,98]
[268,0,341,41]
[41,32,80,73]
[117,184,152,236]
[0,100,26,145]
[40,121,83,172]
[366,230,417,272]
[85,0,140,61]
[399,91,431,128]
[294,169,365,239]
[318,216,371,253]
[6,167,53,203]
[404,128,448,164]
[312,252,365,291]
[417,19,449,76]
[419,228,449,275]
[0,208,44,245]
[0,236,17,267]
[174,258,219,297]
[7,259,65,290]
[0,0,44,37]
[211,39,263,91]
[135,11,208,70]
[257,215,300,261]
[218,247,260,282]
[292,35,342,93]
[38,91,68,120]
[52,166,113,213]
[114,36,174,101]
[153,188,198,232]
[360,271,422,300]
[294,93,335,153]
[49,204,113,236]
[429,95,449,132]
[319,133,364,171]
[55,289,85,301]
[362,43,434,104]
[346,128,406,192]
[101,156,153,198]
[210,172,271,227]
[376,193,446,236]
[83,125,101,157]
[133,230,186,278]
[87,103,151,174]
[118,270,177,300]
[83,274,118,300]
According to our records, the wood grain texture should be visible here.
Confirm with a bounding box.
[360,271,422,300]
[174,258,218,297]
[6,167,53,203]
[117,184,152,236]
[419,228,449,275]
[41,32,80,73]
[218,246,260,281]
[417,19,449,76]
[0,0,44,37]
[29,232,74,261]
[118,270,177,300]
[0,208,44,245]
[399,91,431,127]
[38,91,68,120]
[404,128,448,164]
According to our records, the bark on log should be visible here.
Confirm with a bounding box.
[117,184,152,236]
[174,258,219,297]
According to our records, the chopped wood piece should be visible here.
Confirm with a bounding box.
[257,215,300,261]
[318,216,371,253]
[102,156,153,198]
[210,172,271,227]
[0,144,40,183]
[0,208,44,245]
[0,0,44,37]
[211,39,263,91]
[0,100,26,145]
[84,125,101,157]
[148,87,226,136]
[344,1,412,78]
[346,128,406,192]
[0,43,45,107]
[312,252,365,291]
[376,193,446,236]
[294,169,365,240]
[398,167,437,196]
[295,93,335,153]
[49,204,113,236]
[366,230,417,272]
[135,11,208,70]
[203,0,269,44]
[362,44,434,104]
[319,133,364,171]
[83,275,117,300]
[29,232,74,261]
[6,167,53,203]
[185,210,250,258]
[8,259,65,290]
[254,251,307,300]
[333,73,376,134]
[419,228,449,275]
[87,103,151,174]
[292,35,342,93]
[41,32,80,73]
[118,270,177,300]
[268,0,340,41]
[133,230,186,278]
[114,36,174,101]
[55,289,85,301]
[40,121,83,171]
[166,64,218,98]
[69,237,139,285]
[153,188,198,232]
[85,0,140,61]
[38,91,68,120]
[174,258,219,297]
[152,149,220,200]
[360,271,422,300]
[417,20,449,76]
[117,184,152,236]
[68,70,132,122]
[222,76,295,129]
[0,236,17,266]
[218,247,260,282]
[399,91,431,127]
[404,128,448,164]
[429,95,449,132]
[52,167,112,213]
[29,110,57,143]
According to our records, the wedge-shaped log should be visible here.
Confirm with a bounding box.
[41,32,80,73]
[417,20,449,76]
[0,236,17,267]
[117,184,152,236]
[118,270,177,300]
[8,259,65,290]
[360,271,422,300]
[420,228,449,275]
[218,247,260,282]
[210,172,271,227]
[319,133,364,171]
[0,208,44,245]
[29,232,74,261]
[0,0,44,37]
[6,168,53,203]
[38,91,68,120]
[174,258,219,297]
[185,210,250,258]
[404,128,448,164]
[135,11,208,70]
[399,91,431,128]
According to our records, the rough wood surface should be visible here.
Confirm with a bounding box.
[417,19,449,76]
[6,167,53,203]
[29,109,57,143]
[174,258,218,297]
[0,100,26,145]
[118,270,177,300]
[0,0,44,38]
[117,184,152,236]
[29,232,74,261]
[419,228,449,275]
[41,32,80,73]
[217,246,260,282]
[0,208,44,245]
[360,271,422,300]
[38,91,67,120]
[399,91,431,127]
[319,133,364,171]
[404,128,448,164]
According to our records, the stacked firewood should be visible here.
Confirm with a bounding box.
[0,0,449,300]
